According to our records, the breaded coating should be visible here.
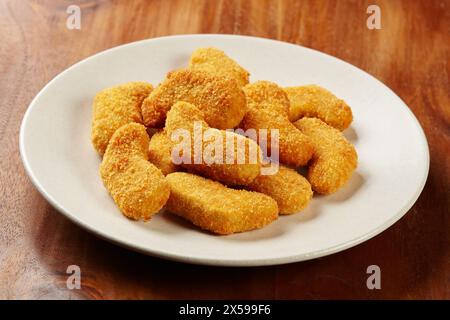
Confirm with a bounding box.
[165,102,262,186]
[294,117,357,194]
[91,82,153,155]
[165,172,278,235]
[189,47,250,87]
[243,81,291,116]
[141,69,246,129]
[285,85,353,130]
[100,123,170,220]
[148,130,178,175]
[240,81,313,167]
[248,166,313,215]
[240,108,314,167]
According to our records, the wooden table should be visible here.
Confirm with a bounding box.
[0,0,448,299]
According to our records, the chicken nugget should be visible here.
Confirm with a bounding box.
[240,81,313,167]
[240,107,313,167]
[243,81,290,116]
[141,69,246,129]
[165,101,262,186]
[100,123,170,220]
[91,82,153,155]
[248,165,313,214]
[148,130,178,175]
[189,47,250,87]
[285,85,353,130]
[165,172,278,235]
[294,117,357,194]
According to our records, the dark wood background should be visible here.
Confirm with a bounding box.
[0,0,448,299]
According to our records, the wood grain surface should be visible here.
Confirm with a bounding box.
[0,0,448,299]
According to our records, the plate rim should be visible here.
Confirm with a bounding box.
[19,34,430,266]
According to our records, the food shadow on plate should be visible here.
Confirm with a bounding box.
[135,172,364,240]
[225,196,323,241]
[225,217,290,241]
[146,209,288,240]
[314,171,366,203]
[160,210,209,234]
[133,209,201,235]
[343,126,358,143]
[168,53,191,71]
[292,198,321,222]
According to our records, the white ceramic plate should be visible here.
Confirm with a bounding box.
[20,35,429,266]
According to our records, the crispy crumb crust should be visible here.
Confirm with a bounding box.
[240,107,314,167]
[189,47,250,87]
[240,81,313,167]
[91,82,153,155]
[285,85,353,130]
[141,69,246,129]
[294,117,358,194]
[165,172,278,235]
[248,165,313,214]
[165,102,262,186]
[243,81,291,116]
[148,130,178,175]
[100,123,170,220]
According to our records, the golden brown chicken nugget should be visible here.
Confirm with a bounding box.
[294,117,357,194]
[285,85,353,130]
[240,107,314,167]
[148,130,178,176]
[165,102,262,186]
[141,69,246,129]
[91,82,153,155]
[165,172,278,235]
[248,165,313,214]
[243,81,291,116]
[241,81,313,167]
[100,123,170,220]
[189,47,250,87]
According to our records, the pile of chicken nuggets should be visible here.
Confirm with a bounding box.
[91,47,357,235]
